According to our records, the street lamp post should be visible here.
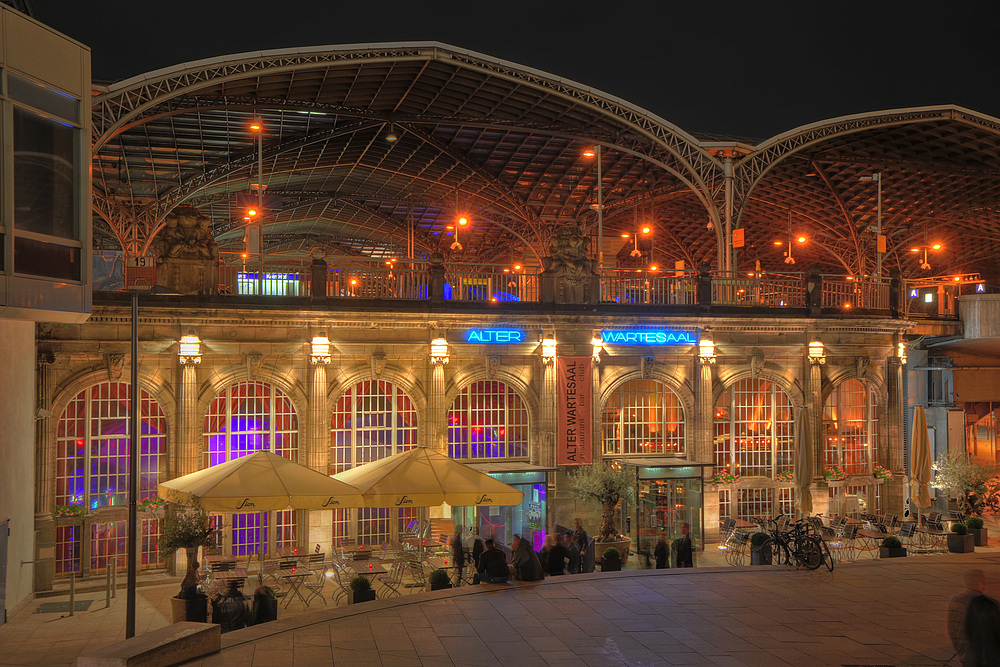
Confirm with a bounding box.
[583,145,604,270]
[250,118,265,295]
[126,291,138,638]
[860,173,882,277]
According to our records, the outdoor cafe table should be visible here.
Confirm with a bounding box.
[277,569,312,608]
[275,546,309,561]
[855,529,887,559]
[348,559,387,582]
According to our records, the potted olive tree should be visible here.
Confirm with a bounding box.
[947,522,975,553]
[750,532,772,565]
[349,575,376,604]
[932,450,999,517]
[879,535,907,558]
[428,568,452,591]
[966,517,988,547]
[599,547,622,572]
[568,462,634,563]
[160,500,218,623]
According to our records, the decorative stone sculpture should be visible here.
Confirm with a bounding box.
[540,223,599,304]
[152,205,220,295]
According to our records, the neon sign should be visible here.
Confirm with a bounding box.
[601,330,695,345]
[465,328,525,344]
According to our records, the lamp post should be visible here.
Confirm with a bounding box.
[250,118,265,295]
[584,145,604,271]
[859,173,882,278]
[126,291,138,638]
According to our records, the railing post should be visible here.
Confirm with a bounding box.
[697,264,712,310]
[310,250,328,299]
[889,271,902,318]
[427,253,446,303]
[806,270,822,315]
[69,571,76,616]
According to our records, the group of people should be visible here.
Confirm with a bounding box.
[453,518,592,584]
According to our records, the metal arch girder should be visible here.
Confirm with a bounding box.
[91,46,432,150]
[92,193,156,256]
[730,107,1000,228]
[807,160,865,273]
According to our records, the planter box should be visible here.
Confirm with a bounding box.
[596,538,631,564]
[170,595,208,623]
[349,589,376,604]
[428,582,452,591]
[750,545,771,566]
[599,558,621,572]
[879,546,907,558]
[947,533,975,554]
[971,527,988,547]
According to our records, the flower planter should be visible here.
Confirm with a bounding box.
[428,582,453,591]
[596,538,631,564]
[599,557,622,572]
[170,594,208,623]
[878,546,907,558]
[947,533,975,553]
[349,589,376,604]
[750,545,772,566]
[971,527,988,547]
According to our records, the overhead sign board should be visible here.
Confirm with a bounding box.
[465,328,525,344]
[600,330,695,345]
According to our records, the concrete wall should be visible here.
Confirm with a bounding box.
[0,319,36,619]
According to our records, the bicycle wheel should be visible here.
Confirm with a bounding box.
[795,537,823,570]
[820,539,834,572]
[770,538,789,566]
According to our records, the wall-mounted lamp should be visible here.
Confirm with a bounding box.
[178,330,202,365]
[808,340,826,364]
[698,338,716,364]
[541,338,557,363]
[897,341,907,365]
[430,337,450,364]
[310,332,332,365]
[591,336,604,362]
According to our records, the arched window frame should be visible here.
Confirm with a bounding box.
[447,380,530,461]
[330,379,418,474]
[601,378,686,456]
[713,377,795,478]
[823,378,879,475]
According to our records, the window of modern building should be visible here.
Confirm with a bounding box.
[448,380,529,460]
[823,378,879,474]
[203,381,299,555]
[601,378,685,456]
[54,382,165,573]
[330,379,419,545]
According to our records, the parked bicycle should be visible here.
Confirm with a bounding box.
[760,515,833,572]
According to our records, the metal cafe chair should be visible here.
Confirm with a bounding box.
[328,560,352,605]
[378,558,406,598]
[303,563,328,606]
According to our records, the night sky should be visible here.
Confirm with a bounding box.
[35,1,1000,140]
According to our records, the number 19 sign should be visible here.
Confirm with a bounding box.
[557,356,592,466]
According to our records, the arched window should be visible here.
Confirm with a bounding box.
[203,381,299,556]
[331,380,419,546]
[823,379,878,474]
[331,379,418,474]
[448,380,529,460]
[54,382,166,573]
[714,377,794,477]
[601,379,685,456]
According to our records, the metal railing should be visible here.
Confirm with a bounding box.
[820,276,889,310]
[444,269,539,302]
[601,273,697,305]
[712,273,807,308]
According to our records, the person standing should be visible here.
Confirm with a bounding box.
[654,536,669,569]
[574,518,590,572]
[564,531,581,574]
[948,569,988,665]
[450,529,465,585]
[676,522,694,568]
[541,534,569,576]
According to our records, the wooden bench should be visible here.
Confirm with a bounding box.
[77,621,220,667]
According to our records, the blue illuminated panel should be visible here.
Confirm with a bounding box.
[465,328,525,344]
[601,330,695,345]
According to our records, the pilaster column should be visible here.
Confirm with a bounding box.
[307,359,329,473]
[540,357,557,468]
[696,356,715,464]
[176,362,200,477]
[808,358,824,475]
[430,357,447,454]
[887,356,904,472]
[34,351,55,516]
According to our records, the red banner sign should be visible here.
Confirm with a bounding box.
[557,356,592,466]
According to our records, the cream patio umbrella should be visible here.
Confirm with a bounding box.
[158,450,365,512]
[910,405,933,510]
[333,446,524,508]
[794,406,814,515]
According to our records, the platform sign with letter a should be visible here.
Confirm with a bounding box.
[557,356,592,466]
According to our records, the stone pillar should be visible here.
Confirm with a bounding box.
[695,354,715,464]
[34,351,55,592]
[540,356,557,469]
[310,251,329,299]
[176,362,200,477]
[808,356,824,474]
[887,355,904,473]
[307,356,329,473]
[430,356,448,454]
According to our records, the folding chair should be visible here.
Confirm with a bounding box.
[328,561,351,605]
[378,558,406,598]
[303,564,328,606]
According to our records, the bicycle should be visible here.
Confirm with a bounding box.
[761,516,833,571]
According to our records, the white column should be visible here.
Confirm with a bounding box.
[177,363,200,476]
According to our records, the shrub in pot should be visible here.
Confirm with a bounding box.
[600,547,622,572]
[879,535,907,559]
[750,531,771,566]
[428,568,452,591]
[966,517,988,547]
[160,500,217,623]
[349,575,376,604]
[947,522,975,553]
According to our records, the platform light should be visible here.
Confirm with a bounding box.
[808,340,826,364]
[541,338,557,362]
[249,118,263,133]
[310,332,332,364]
[430,337,449,364]
[698,338,716,364]
[178,330,202,365]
